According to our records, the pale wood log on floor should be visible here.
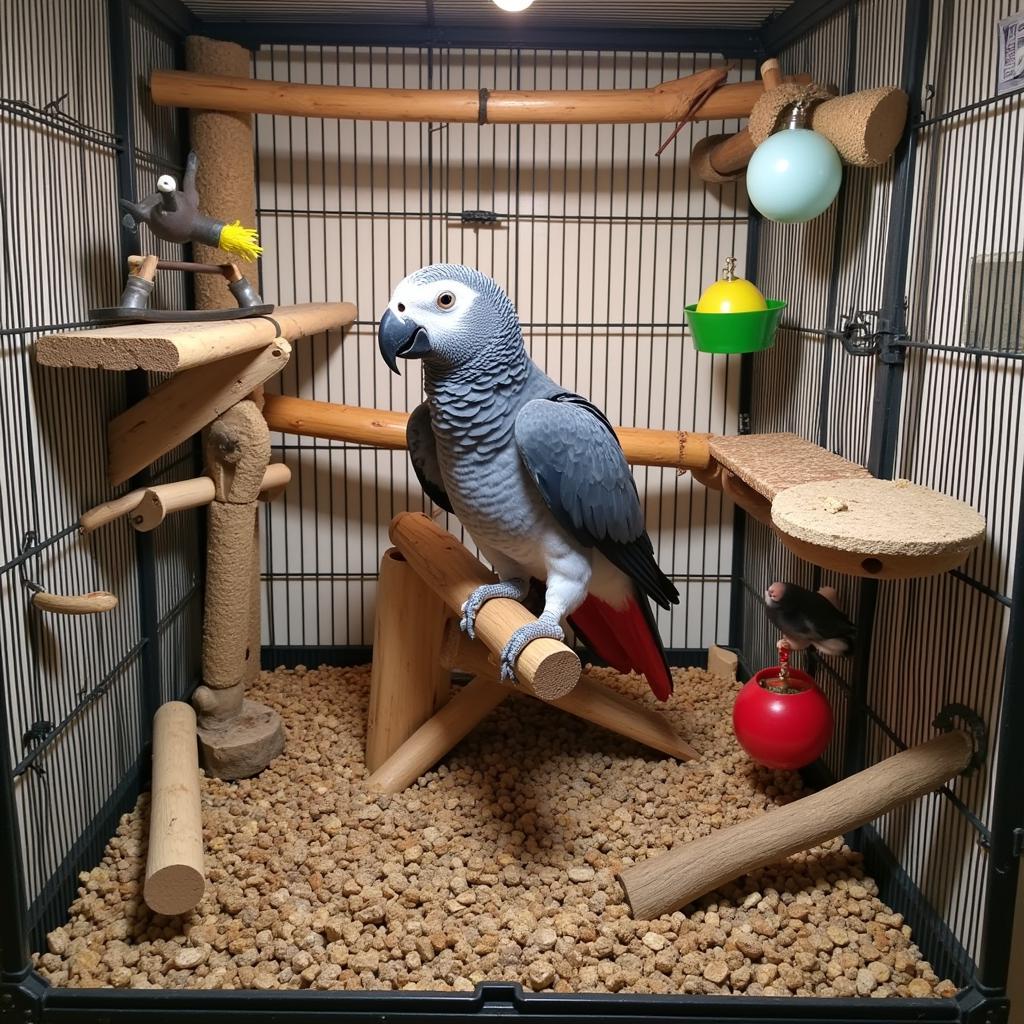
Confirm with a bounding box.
[144,702,205,916]
[617,730,974,920]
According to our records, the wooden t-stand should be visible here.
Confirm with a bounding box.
[363,513,698,794]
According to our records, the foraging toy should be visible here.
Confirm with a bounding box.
[732,642,833,770]
[685,257,786,354]
[746,101,843,223]
[119,151,262,261]
[696,257,767,313]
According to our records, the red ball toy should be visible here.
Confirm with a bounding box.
[732,666,833,770]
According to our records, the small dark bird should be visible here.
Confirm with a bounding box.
[764,581,856,656]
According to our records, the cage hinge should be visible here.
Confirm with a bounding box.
[828,309,908,362]
[460,209,500,226]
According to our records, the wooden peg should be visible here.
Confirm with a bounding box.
[31,590,118,615]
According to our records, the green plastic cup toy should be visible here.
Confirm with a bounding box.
[686,257,786,354]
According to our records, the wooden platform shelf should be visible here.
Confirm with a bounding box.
[36,302,356,373]
[261,396,987,581]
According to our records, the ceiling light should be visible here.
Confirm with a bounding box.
[492,0,534,11]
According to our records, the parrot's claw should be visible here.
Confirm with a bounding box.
[499,613,565,684]
[460,578,529,639]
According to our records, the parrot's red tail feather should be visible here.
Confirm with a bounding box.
[569,594,674,702]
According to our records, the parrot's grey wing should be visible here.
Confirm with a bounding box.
[407,402,454,514]
[515,394,678,609]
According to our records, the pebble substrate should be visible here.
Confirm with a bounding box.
[35,663,956,997]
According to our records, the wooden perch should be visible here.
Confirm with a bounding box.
[133,477,216,532]
[81,464,291,533]
[389,512,580,700]
[617,730,973,920]
[144,701,206,916]
[152,66,770,125]
[37,303,355,374]
[107,340,291,486]
[265,400,984,580]
[441,624,697,761]
[31,590,118,615]
[261,394,712,473]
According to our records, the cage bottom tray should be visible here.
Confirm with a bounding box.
[36,665,956,998]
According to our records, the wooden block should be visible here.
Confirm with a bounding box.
[366,549,451,773]
[707,645,738,680]
[549,674,698,761]
[107,340,290,486]
[36,303,355,373]
[144,702,205,916]
[365,676,509,793]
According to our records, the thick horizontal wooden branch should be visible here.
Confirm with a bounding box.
[151,67,768,125]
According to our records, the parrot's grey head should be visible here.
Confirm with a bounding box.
[378,264,522,376]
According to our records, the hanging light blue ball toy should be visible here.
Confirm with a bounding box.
[746,101,843,223]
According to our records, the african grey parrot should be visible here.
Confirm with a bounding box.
[378,263,679,700]
[764,581,856,656]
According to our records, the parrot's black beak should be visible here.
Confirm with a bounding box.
[378,308,431,375]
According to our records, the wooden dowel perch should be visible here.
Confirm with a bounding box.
[152,67,771,125]
[617,730,974,920]
[80,464,292,533]
[261,394,712,474]
[442,624,698,761]
[389,512,580,701]
[144,702,205,916]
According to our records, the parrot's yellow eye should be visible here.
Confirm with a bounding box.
[436,291,456,310]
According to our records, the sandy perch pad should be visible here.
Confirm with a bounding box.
[708,433,871,500]
[772,478,986,573]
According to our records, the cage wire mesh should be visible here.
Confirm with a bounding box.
[0,0,202,950]
[744,0,1023,986]
[255,45,757,656]
[0,0,1022,1005]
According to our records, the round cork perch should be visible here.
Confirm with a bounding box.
[771,478,986,578]
[186,36,258,310]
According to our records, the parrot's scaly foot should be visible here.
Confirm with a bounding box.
[460,578,529,639]
[499,612,564,683]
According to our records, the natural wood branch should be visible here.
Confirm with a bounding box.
[261,394,712,473]
[107,341,291,486]
[617,730,973,920]
[144,702,205,916]
[31,590,118,615]
[37,302,355,373]
[389,512,580,701]
[152,67,771,125]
